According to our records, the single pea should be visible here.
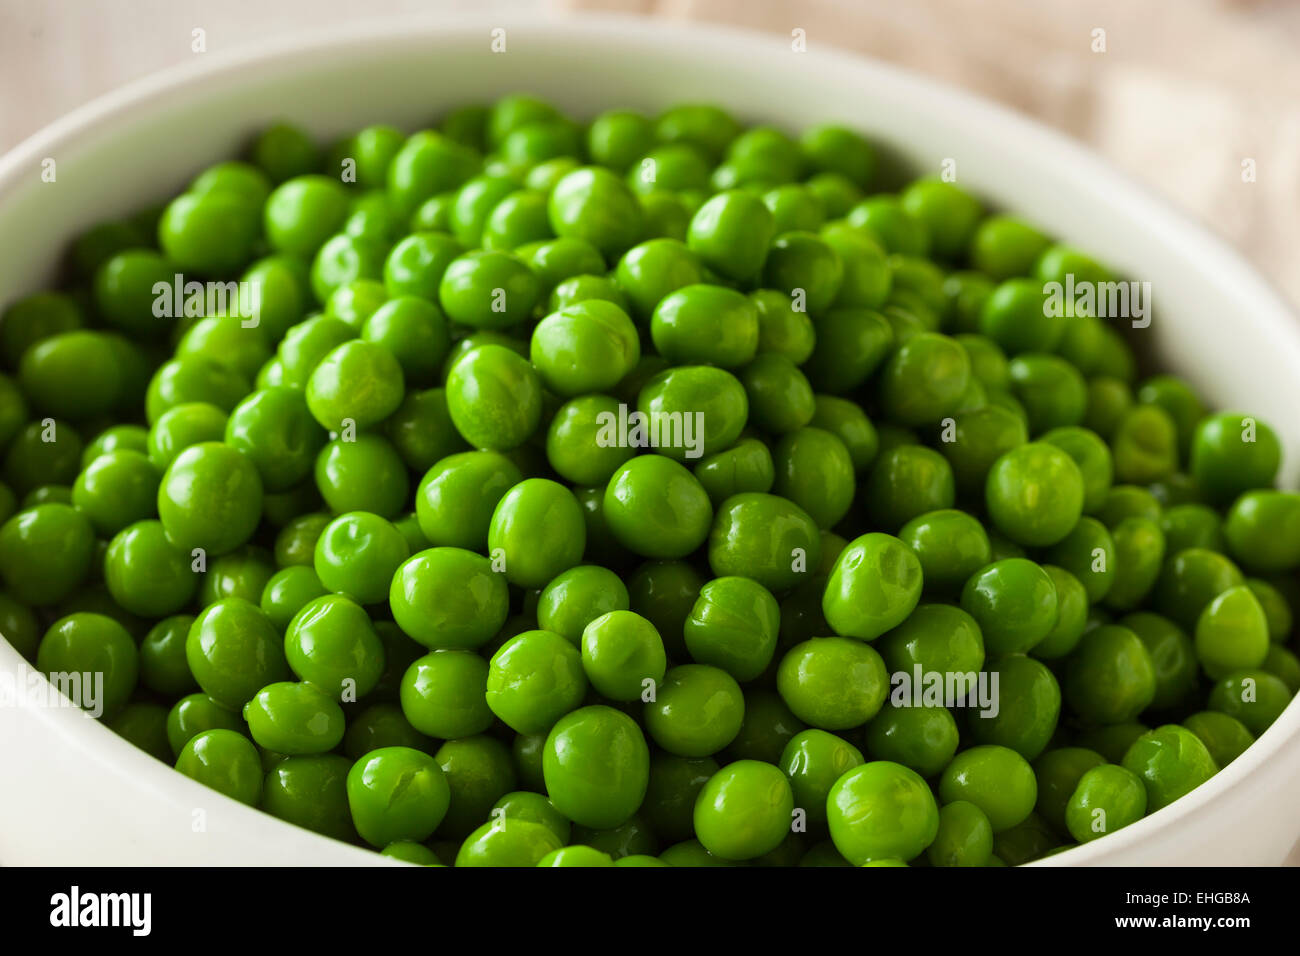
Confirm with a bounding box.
[531,565,627,646]
[445,345,542,451]
[309,512,409,606]
[821,224,892,310]
[644,664,745,757]
[864,704,960,777]
[1193,584,1269,680]
[803,307,895,395]
[197,544,275,606]
[1043,516,1116,605]
[175,728,262,806]
[1111,404,1179,484]
[980,279,1064,355]
[639,753,718,842]
[547,167,644,258]
[492,790,571,844]
[779,729,865,831]
[382,842,443,866]
[103,519,198,618]
[314,432,409,518]
[221,387,326,494]
[876,603,985,676]
[635,365,749,462]
[899,510,991,595]
[346,746,450,847]
[822,533,922,640]
[487,478,585,588]
[939,745,1037,832]
[437,250,541,329]
[878,332,971,427]
[399,650,492,739]
[1065,625,1157,724]
[3,419,83,496]
[485,629,587,734]
[1027,566,1089,660]
[389,547,509,650]
[691,437,775,507]
[456,819,565,867]
[186,598,290,710]
[926,800,995,867]
[828,761,939,864]
[960,558,1058,655]
[1032,747,1107,834]
[517,237,606,296]
[383,231,464,300]
[543,704,649,829]
[1159,503,1224,555]
[686,190,775,280]
[386,130,478,220]
[681,576,780,683]
[986,442,1085,547]
[262,753,358,842]
[580,610,667,702]
[1100,516,1167,612]
[1223,491,1300,574]
[939,404,1029,498]
[283,593,384,699]
[531,300,641,395]
[1190,411,1281,504]
[342,701,430,760]
[414,450,521,551]
[845,196,929,257]
[1207,669,1292,736]
[157,442,263,555]
[0,505,93,607]
[650,284,760,368]
[240,679,345,754]
[969,215,1050,279]
[35,613,137,719]
[967,654,1061,760]
[1120,724,1219,811]
[603,455,712,560]
[1182,711,1255,768]
[693,760,794,861]
[433,734,518,839]
[863,445,955,531]
[777,637,889,730]
[536,846,614,868]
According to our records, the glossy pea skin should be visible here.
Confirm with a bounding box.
[1104,517,1167,612]
[683,576,780,683]
[186,598,290,711]
[644,664,745,757]
[580,610,667,702]
[389,547,509,650]
[960,558,1058,656]
[445,345,542,451]
[488,478,586,588]
[346,746,450,847]
[927,800,994,867]
[938,745,1037,832]
[762,232,844,314]
[1044,516,1116,604]
[1182,711,1255,768]
[614,238,703,321]
[456,819,565,867]
[536,565,630,645]
[876,603,986,676]
[531,301,640,396]
[940,404,1028,498]
[223,387,326,493]
[175,728,263,806]
[604,455,712,560]
[1193,584,1269,680]
[1190,412,1281,504]
[779,729,864,831]
[687,190,775,281]
[694,760,795,861]
[385,388,467,473]
[980,279,1063,355]
[985,442,1085,548]
[898,509,991,595]
[486,629,587,734]
[777,637,889,730]
[312,512,409,606]
[1065,764,1147,843]
[828,761,939,865]
[822,533,922,641]
[243,681,346,755]
[284,593,384,699]
[157,442,263,555]
[1065,625,1157,725]
[1120,724,1219,812]
[967,653,1061,760]
[415,450,521,551]
[803,307,894,395]
[543,705,649,829]
[262,754,357,842]
[651,284,759,368]
[1151,547,1243,630]
[305,340,405,432]
[1032,746,1107,834]
[0,504,94,606]
[1223,491,1300,573]
[878,332,971,427]
[863,445,954,532]
[864,704,960,778]
[165,692,245,756]
[692,438,775,505]
[400,650,492,739]
[434,734,518,839]
[103,519,197,618]
[547,167,644,259]
[636,365,749,462]
[36,613,138,719]
[1207,669,1292,736]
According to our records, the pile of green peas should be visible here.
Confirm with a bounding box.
[2,93,1298,867]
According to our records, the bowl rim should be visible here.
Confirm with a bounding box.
[1,10,1298,867]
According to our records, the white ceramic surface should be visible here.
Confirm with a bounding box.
[1,13,1298,866]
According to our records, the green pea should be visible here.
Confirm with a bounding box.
[960,558,1057,655]
[1032,747,1107,834]
[643,753,719,841]
[876,603,985,677]
[864,704,960,777]
[547,167,643,258]
[1207,669,1291,736]
[1065,625,1156,724]
[485,629,586,734]
[1223,491,1300,574]
[681,576,780,682]
[985,442,1085,547]
[694,760,794,861]
[644,664,745,757]
[627,560,703,661]
[36,612,138,719]
[243,681,345,755]
[829,761,939,864]
[157,442,263,555]
[580,610,667,702]
[777,637,888,730]
[939,745,1037,832]
[1190,412,1281,504]
[692,437,775,506]
[487,478,585,588]
[1152,546,1243,629]
[531,300,640,395]
[389,547,509,650]
[175,728,262,806]
[821,532,921,640]
[980,279,1063,355]
[927,800,995,867]
[543,704,649,829]
[939,404,1028,497]
[445,345,542,451]
[1120,724,1218,811]
[1182,711,1254,768]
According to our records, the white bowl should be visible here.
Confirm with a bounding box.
[1,13,1298,867]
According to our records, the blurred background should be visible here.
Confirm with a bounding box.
[2,0,1298,307]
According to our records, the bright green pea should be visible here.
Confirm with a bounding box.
[980,279,1063,355]
[1120,724,1218,812]
[1190,412,1281,504]
[398,649,492,739]
[1223,491,1300,573]
[389,547,509,650]
[283,593,384,699]
[35,613,137,719]
[438,250,541,329]
[157,442,262,555]
[693,760,794,861]
[772,426,854,529]
[1193,584,1269,680]
[456,819,564,867]
[829,761,939,864]
[547,167,644,258]
[777,637,888,730]
[531,300,640,396]
[960,558,1057,655]
[939,745,1037,832]
[445,345,542,451]
[985,442,1085,547]
[899,509,991,595]
[603,455,712,560]
[383,231,464,300]
[485,629,587,734]
[315,433,408,516]
[578,610,666,702]
[878,332,971,427]
[644,664,745,757]
[1152,546,1243,629]
[175,728,262,806]
[927,800,995,867]
[864,704,960,777]
[967,654,1060,760]
[1065,764,1147,843]
[543,704,649,829]
[1208,668,1291,736]
[864,445,956,532]
[822,532,922,640]
[242,680,345,755]
[1182,711,1254,768]
[0,504,93,606]
[223,387,326,493]
[687,190,775,281]
[486,478,585,588]
[415,450,521,551]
